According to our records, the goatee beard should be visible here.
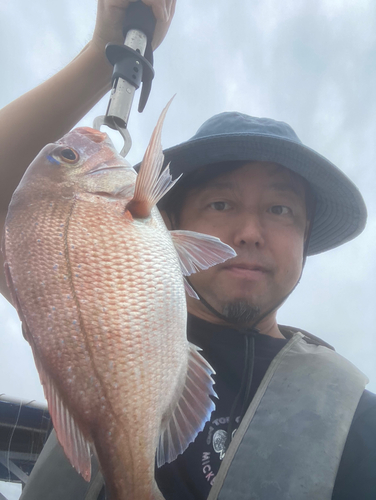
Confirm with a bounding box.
[221,300,261,326]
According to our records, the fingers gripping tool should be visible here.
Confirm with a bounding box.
[93,1,156,157]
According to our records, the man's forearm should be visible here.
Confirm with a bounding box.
[0,42,112,210]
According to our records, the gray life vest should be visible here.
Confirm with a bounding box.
[20,331,368,500]
[207,331,368,500]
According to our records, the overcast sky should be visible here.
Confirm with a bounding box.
[0,0,375,497]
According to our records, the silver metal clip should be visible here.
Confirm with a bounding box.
[93,115,132,157]
[93,29,148,157]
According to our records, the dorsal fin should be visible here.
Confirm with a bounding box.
[127,97,179,218]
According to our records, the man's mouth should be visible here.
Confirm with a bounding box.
[220,263,270,279]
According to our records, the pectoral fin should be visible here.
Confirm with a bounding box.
[183,279,200,300]
[170,230,237,276]
[156,343,217,467]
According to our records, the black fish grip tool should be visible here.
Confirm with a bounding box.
[93,1,156,157]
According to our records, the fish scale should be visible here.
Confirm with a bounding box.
[72,195,188,497]
[3,102,237,499]
[20,193,186,497]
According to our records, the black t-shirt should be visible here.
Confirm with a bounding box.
[156,315,288,499]
[155,314,376,500]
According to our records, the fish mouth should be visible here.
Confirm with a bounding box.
[64,127,108,144]
[87,164,136,175]
[78,127,108,143]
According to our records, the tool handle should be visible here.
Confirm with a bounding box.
[123,1,156,42]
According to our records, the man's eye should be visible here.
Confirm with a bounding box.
[210,201,230,211]
[270,205,291,215]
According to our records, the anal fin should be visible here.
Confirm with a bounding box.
[36,358,92,481]
[156,343,217,467]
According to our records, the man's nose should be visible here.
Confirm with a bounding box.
[232,213,265,248]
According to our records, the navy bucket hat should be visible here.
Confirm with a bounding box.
[161,112,367,256]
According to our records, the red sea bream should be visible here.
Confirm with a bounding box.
[3,102,236,499]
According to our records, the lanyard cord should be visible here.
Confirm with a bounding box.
[239,332,257,419]
[224,330,257,451]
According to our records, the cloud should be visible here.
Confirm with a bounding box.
[0,0,374,403]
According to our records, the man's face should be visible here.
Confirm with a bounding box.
[169,162,308,325]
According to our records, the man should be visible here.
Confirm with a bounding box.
[153,113,376,499]
[0,2,375,499]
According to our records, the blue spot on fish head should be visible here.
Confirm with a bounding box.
[46,155,61,166]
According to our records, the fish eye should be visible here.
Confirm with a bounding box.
[60,148,79,163]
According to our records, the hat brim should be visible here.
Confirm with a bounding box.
[161,133,367,256]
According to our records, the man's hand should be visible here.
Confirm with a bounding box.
[92,0,176,52]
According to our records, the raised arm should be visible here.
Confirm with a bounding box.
[0,0,176,300]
